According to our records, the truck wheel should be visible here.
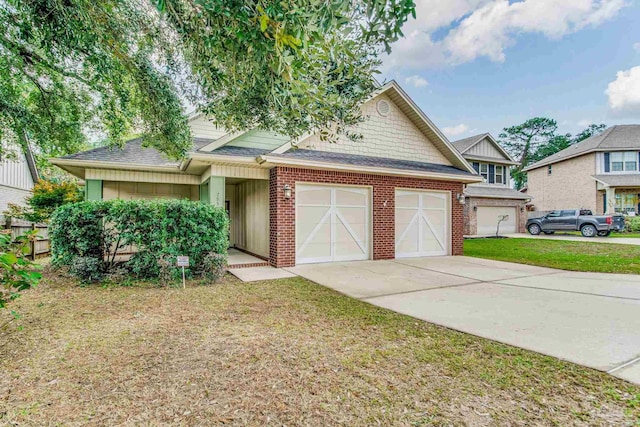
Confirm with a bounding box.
[528,224,541,235]
[597,230,611,237]
[580,224,597,237]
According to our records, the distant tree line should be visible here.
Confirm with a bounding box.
[498,118,606,189]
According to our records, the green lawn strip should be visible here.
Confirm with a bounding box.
[609,233,640,238]
[545,231,640,238]
[2,272,639,425]
[464,238,640,274]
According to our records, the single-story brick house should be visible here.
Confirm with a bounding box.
[451,133,531,235]
[51,81,481,267]
[524,125,640,215]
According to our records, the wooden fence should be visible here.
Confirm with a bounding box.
[2,218,50,259]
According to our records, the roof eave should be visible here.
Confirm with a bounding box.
[258,155,482,183]
[49,158,183,174]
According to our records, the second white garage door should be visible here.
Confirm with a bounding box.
[476,206,517,235]
[296,184,370,264]
[395,189,449,257]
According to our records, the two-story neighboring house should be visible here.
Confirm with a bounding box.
[452,133,531,235]
[0,144,39,213]
[524,125,640,215]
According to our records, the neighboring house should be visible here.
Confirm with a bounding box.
[51,81,481,268]
[451,134,530,235]
[0,144,39,213]
[524,125,640,215]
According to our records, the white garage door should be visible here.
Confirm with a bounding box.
[477,206,517,235]
[296,184,370,264]
[395,190,449,257]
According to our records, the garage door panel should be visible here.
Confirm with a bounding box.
[296,184,371,264]
[395,189,449,258]
[335,188,367,206]
[299,242,332,260]
[297,187,331,205]
[296,206,330,241]
[477,206,517,235]
[423,193,445,208]
[396,193,419,208]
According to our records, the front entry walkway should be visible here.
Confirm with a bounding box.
[286,257,640,385]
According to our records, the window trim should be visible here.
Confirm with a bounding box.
[495,165,504,184]
[608,151,638,173]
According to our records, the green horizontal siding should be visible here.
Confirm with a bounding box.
[227,129,289,150]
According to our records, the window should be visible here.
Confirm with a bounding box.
[560,210,575,217]
[615,193,639,214]
[495,165,504,184]
[548,165,552,175]
[609,152,638,172]
[480,163,488,180]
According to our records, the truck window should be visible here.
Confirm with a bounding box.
[560,210,575,217]
[579,209,593,216]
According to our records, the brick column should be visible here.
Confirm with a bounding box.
[269,168,295,268]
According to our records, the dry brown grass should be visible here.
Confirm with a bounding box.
[1,268,639,426]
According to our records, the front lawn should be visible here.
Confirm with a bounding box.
[544,231,640,239]
[465,238,640,274]
[1,269,638,425]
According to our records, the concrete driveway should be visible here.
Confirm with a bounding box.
[286,257,640,385]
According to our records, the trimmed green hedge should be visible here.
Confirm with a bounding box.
[50,199,229,282]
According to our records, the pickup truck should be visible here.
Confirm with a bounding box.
[526,209,625,237]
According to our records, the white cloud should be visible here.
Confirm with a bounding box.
[442,124,469,137]
[606,66,640,116]
[404,75,429,88]
[384,0,626,70]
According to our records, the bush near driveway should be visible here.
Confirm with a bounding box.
[49,199,228,282]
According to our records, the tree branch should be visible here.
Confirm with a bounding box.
[0,34,95,88]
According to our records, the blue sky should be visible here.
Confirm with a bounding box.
[381,0,640,141]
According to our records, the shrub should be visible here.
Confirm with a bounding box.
[3,180,83,223]
[626,216,640,233]
[200,252,227,282]
[50,199,229,282]
[0,230,42,308]
[69,256,104,283]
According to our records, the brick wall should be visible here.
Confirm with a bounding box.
[463,197,528,235]
[269,166,464,268]
[527,154,597,212]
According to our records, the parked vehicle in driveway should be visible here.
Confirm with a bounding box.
[526,209,625,237]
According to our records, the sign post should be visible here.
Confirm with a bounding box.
[176,256,189,289]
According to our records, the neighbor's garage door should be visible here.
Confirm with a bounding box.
[477,206,517,235]
[395,189,449,257]
[296,184,370,264]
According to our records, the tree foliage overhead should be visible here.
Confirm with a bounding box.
[0,0,415,161]
[499,118,606,189]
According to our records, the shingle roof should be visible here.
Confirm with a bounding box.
[58,137,475,177]
[592,174,640,187]
[464,185,531,200]
[61,138,214,167]
[524,125,640,171]
[267,149,474,176]
[203,146,271,157]
[451,134,486,153]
